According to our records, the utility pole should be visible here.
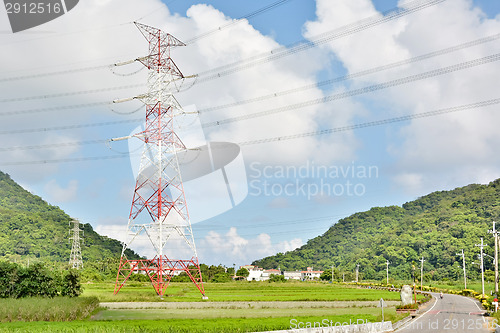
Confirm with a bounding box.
[456,249,467,289]
[489,221,499,295]
[420,256,425,291]
[386,260,390,285]
[355,264,360,283]
[69,219,83,269]
[476,238,487,296]
[331,265,334,283]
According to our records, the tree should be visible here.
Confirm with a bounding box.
[212,273,232,283]
[236,267,249,278]
[320,270,332,281]
[268,274,286,283]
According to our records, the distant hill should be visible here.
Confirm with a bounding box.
[253,179,500,281]
[0,171,140,264]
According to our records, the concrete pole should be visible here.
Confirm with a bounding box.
[386,260,390,285]
[456,249,467,289]
[476,238,487,296]
[489,222,498,294]
[420,256,425,291]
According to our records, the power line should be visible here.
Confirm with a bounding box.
[237,97,500,146]
[0,154,128,166]
[0,0,295,83]
[194,0,447,83]
[0,65,111,84]
[1,51,497,137]
[194,215,337,231]
[0,139,108,152]
[0,118,141,136]
[0,96,497,164]
[0,84,143,103]
[0,0,443,86]
[185,0,294,44]
[198,32,500,114]
[3,31,498,118]
[201,52,500,128]
[0,102,110,117]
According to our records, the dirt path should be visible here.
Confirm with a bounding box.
[100,300,400,309]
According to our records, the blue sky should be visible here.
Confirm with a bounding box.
[1,0,500,266]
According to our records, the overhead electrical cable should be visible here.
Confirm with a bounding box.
[198,32,500,114]
[0,102,110,117]
[1,51,498,135]
[237,98,500,146]
[194,215,337,231]
[0,65,111,84]
[184,0,294,44]
[201,52,500,128]
[1,97,497,163]
[194,0,447,83]
[0,155,128,166]
[0,84,144,103]
[0,0,294,83]
[0,140,108,152]
[0,118,141,136]
[0,0,444,85]
[2,32,498,118]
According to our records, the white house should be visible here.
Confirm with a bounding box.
[247,267,264,281]
[301,267,323,280]
[262,268,281,280]
[284,271,302,280]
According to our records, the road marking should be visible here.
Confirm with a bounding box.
[396,295,438,331]
[463,296,486,323]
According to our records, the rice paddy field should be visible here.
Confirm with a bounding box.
[82,280,406,302]
[0,281,415,332]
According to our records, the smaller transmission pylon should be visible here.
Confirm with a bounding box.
[69,219,84,269]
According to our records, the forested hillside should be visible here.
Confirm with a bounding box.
[253,179,500,281]
[0,171,140,264]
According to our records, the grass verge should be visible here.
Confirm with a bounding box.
[0,297,100,322]
[0,313,405,332]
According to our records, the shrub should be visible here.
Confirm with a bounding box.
[0,261,82,298]
[268,274,286,283]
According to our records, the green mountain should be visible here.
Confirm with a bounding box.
[253,179,500,281]
[0,171,139,264]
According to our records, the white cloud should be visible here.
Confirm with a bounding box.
[44,179,78,202]
[0,0,357,187]
[96,224,302,265]
[303,0,500,194]
[198,227,302,265]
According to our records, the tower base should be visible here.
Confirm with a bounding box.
[114,255,205,297]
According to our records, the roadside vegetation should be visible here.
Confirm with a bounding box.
[0,297,100,323]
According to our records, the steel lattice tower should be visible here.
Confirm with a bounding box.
[114,22,206,298]
[69,219,83,269]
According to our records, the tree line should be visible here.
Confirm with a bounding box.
[0,261,81,298]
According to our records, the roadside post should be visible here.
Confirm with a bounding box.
[378,298,386,322]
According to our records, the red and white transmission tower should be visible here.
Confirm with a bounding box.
[113,22,206,299]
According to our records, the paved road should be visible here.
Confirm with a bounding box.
[396,293,491,333]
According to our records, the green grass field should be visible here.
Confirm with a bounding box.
[0,281,416,332]
[0,313,400,332]
[83,281,406,302]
